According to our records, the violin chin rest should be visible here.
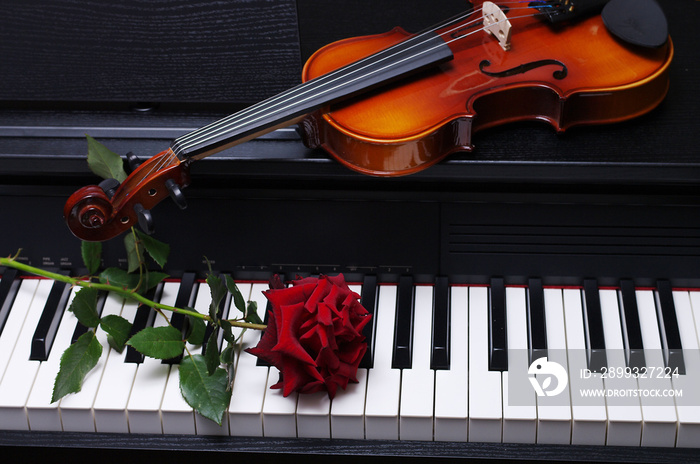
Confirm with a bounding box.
[602,0,668,48]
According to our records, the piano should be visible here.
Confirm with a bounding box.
[2,0,700,461]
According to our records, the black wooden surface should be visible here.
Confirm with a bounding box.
[0,0,302,103]
[2,431,700,463]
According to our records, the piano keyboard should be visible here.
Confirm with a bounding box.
[1,272,700,448]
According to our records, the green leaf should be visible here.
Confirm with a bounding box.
[185,310,206,346]
[245,300,263,325]
[99,268,167,293]
[220,342,235,366]
[99,314,132,352]
[124,231,144,273]
[203,330,220,376]
[145,271,169,290]
[219,319,234,344]
[52,331,102,403]
[86,134,127,182]
[126,325,185,359]
[69,287,101,328]
[99,267,139,289]
[225,275,246,314]
[135,229,169,269]
[144,271,169,291]
[179,354,232,425]
[81,241,102,275]
[206,273,226,321]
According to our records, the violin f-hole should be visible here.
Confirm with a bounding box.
[479,59,568,80]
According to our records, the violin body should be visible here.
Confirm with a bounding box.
[299,3,673,176]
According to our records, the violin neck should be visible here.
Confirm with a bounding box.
[170,31,453,161]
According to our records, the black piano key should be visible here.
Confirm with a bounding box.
[527,278,547,365]
[488,277,508,372]
[0,268,20,337]
[163,272,198,364]
[125,284,162,363]
[359,274,378,369]
[655,280,685,374]
[201,274,232,360]
[430,276,450,370]
[391,275,414,369]
[255,297,273,367]
[30,272,72,361]
[618,279,645,369]
[582,279,607,372]
[170,272,197,331]
[71,291,108,344]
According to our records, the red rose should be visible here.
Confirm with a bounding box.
[245,274,371,399]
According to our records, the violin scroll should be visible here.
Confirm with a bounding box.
[64,149,190,242]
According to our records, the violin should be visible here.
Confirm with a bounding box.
[65,0,672,242]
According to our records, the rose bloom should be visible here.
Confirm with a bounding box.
[246,274,371,398]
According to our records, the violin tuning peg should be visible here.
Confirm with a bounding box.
[165,179,187,210]
[134,203,155,235]
[126,151,142,173]
[98,178,121,199]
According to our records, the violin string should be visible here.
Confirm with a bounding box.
[170,7,483,151]
[127,2,566,193]
[170,11,481,155]
[120,148,179,199]
[171,3,564,157]
[171,2,566,159]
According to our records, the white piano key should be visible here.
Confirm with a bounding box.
[636,289,678,447]
[195,282,238,437]
[598,288,643,446]
[330,284,369,440]
[25,288,79,431]
[561,288,607,446]
[330,368,368,439]
[434,286,468,442]
[0,279,39,384]
[468,286,502,443]
[126,282,179,434]
[161,361,196,435]
[0,279,52,430]
[399,285,436,441]
[161,286,217,436]
[296,391,332,438]
[295,281,348,439]
[536,288,572,444]
[228,284,269,437]
[92,297,139,434]
[59,291,125,432]
[502,287,536,444]
[262,368,298,437]
[671,291,700,447]
[364,284,401,440]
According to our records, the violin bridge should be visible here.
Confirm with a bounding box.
[482,1,512,51]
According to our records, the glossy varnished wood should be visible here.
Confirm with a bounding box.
[300,1,672,176]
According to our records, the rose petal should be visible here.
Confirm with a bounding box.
[264,285,307,309]
[317,302,333,326]
[304,278,330,313]
[327,274,349,290]
[246,273,372,400]
[272,302,316,365]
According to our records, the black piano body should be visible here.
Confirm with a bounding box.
[1,0,700,462]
